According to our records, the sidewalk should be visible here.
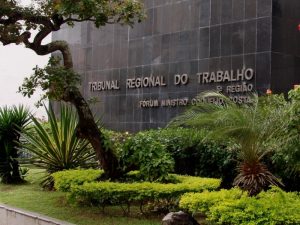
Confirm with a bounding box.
[0,204,75,225]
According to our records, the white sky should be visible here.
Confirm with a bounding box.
[0,41,49,118]
[0,0,49,118]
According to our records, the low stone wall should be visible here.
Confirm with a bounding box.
[0,204,75,225]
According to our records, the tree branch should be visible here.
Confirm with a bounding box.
[24,39,73,68]
[0,6,55,29]
[0,30,31,45]
[33,26,52,46]
[63,17,96,23]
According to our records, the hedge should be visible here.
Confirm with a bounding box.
[53,169,221,212]
[53,169,103,192]
[180,187,300,225]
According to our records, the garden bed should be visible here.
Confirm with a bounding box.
[53,169,221,214]
[0,169,161,225]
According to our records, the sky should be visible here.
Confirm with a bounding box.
[0,40,49,118]
[0,0,49,118]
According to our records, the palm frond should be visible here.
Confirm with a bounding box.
[170,91,287,195]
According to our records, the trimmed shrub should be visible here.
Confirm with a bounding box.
[53,169,103,192]
[180,188,244,213]
[53,169,221,212]
[180,187,300,225]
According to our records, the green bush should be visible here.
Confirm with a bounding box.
[180,187,300,225]
[101,129,130,156]
[122,132,175,182]
[270,89,300,191]
[180,188,244,213]
[53,169,103,192]
[121,128,236,187]
[53,169,221,212]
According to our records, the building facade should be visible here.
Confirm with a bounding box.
[53,0,300,132]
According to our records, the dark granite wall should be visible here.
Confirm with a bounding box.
[52,0,299,132]
[271,0,300,93]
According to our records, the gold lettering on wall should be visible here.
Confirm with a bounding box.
[88,68,255,108]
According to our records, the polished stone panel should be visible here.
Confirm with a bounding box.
[53,0,300,131]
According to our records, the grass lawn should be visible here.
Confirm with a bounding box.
[0,168,161,225]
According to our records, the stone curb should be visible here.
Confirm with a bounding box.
[0,204,76,225]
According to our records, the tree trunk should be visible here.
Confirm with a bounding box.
[11,158,23,183]
[65,88,123,179]
[55,42,123,179]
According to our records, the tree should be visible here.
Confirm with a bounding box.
[170,91,286,196]
[0,0,144,179]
